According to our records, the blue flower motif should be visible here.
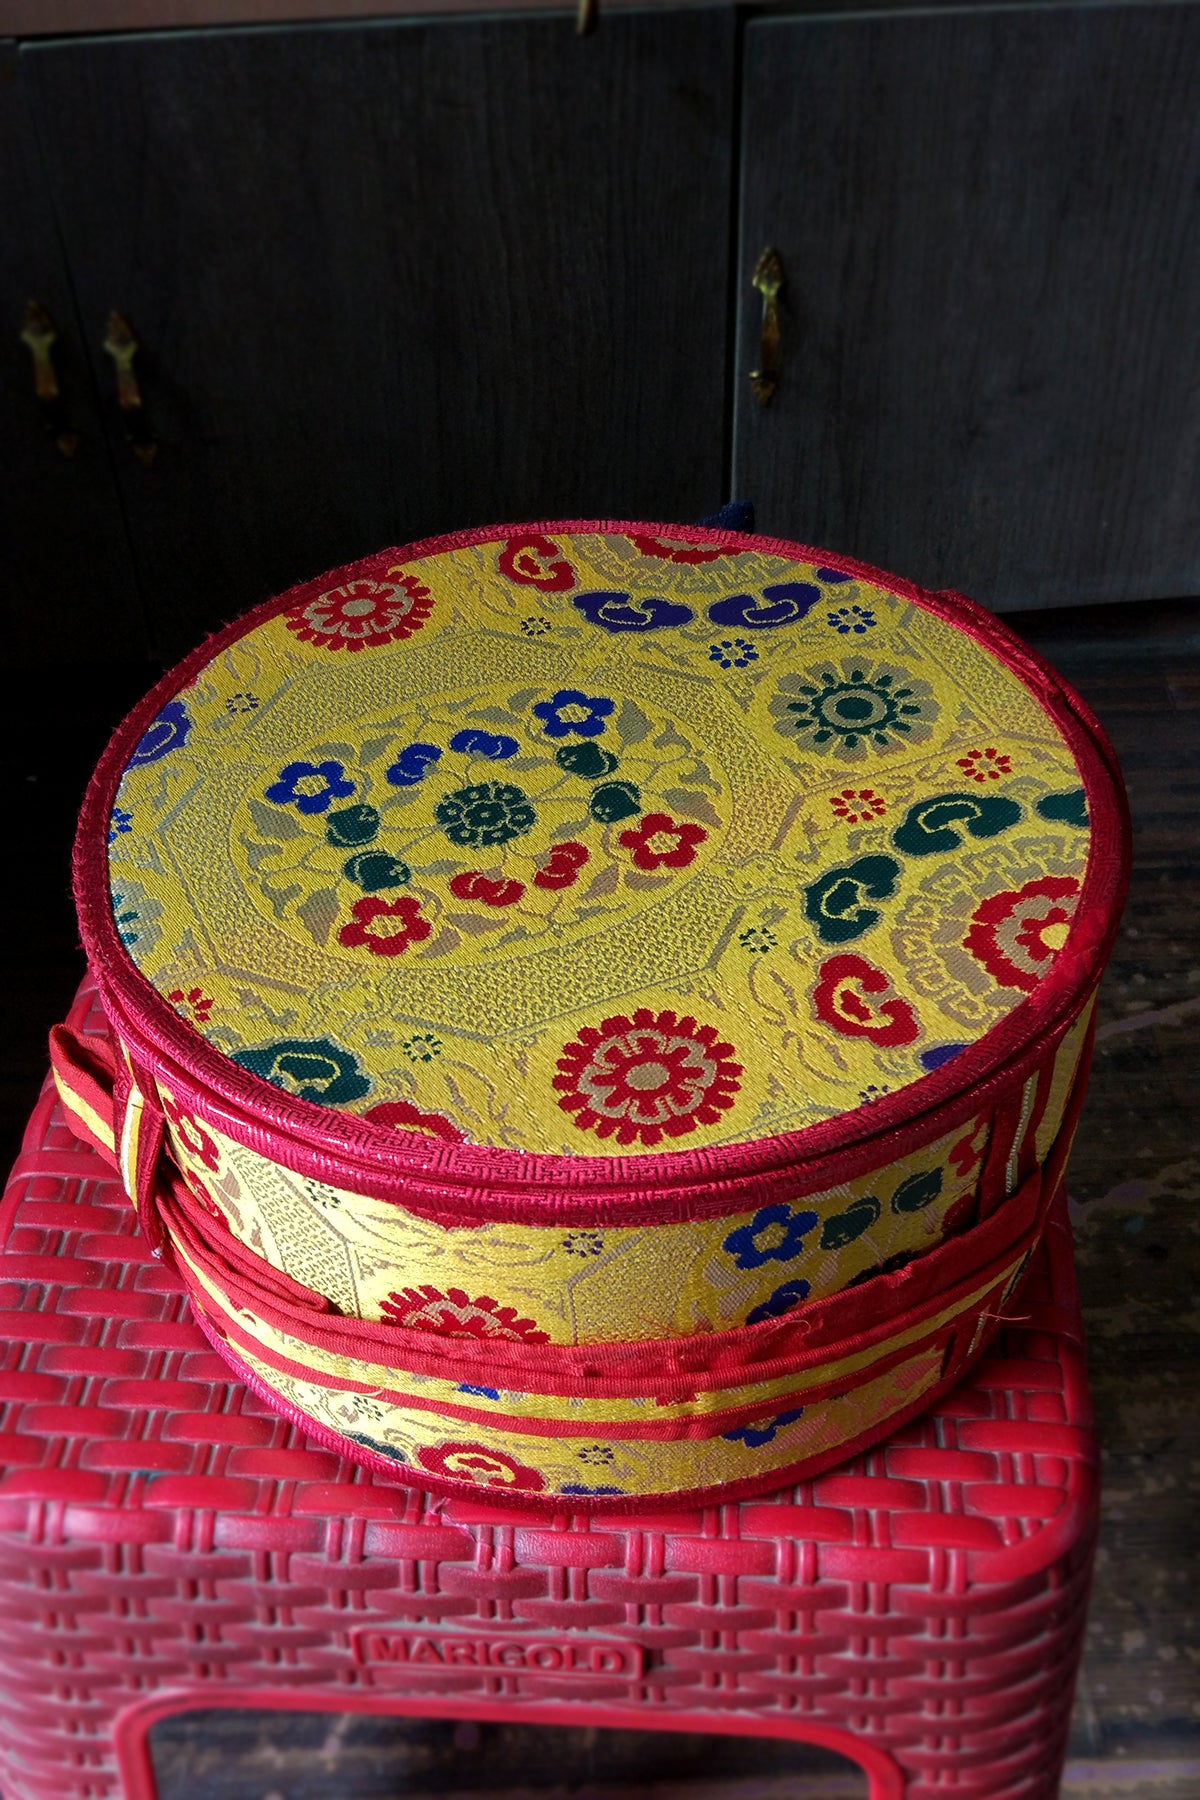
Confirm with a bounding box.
[264,759,355,815]
[231,1036,370,1105]
[108,807,133,844]
[827,605,877,635]
[561,1484,625,1496]
[386,742,442,786]
[449,729,519,759]
[919,1043,968,1072]
[572,590,694,632]
[708,582,821,630]
[458,1384,500,1400]
[722,1405,805,1447]
[532,689,616,738]
[723,1202,819,1269]
[746,1281,811,1325]
[708,638,759,670]
[816,567,852,583]
[127,699,191,767]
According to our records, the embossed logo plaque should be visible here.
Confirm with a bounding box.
[350,1627,643,1677]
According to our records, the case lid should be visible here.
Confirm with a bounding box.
[92,523,1121,1167]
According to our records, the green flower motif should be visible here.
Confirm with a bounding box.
[435,781,536,849]
[231,1037,371,1106]
[343,851,410,891]
[820,1194,881,1249]
[589,780,641,824]
[891,1167,943,1214]
[556,742,619,779]
[402,1032,442,1062]
[739,925,777,955]
[326,804,381,848]
[771,659,937,760]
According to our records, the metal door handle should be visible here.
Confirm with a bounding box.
[20,301,80,457]
[749,247,784,406]
[103,311,158,465]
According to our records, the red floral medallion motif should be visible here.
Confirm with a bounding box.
[812,953,921,1047]
[364,1101,466,1144]
[829,788,886,825]
[338,895,431,957]
[618,812,707,872]
[554,1008,743,1147]
[497,534,575,591]
[964,876,1081,992]
[957,747,1013,784]
[284,571,434,651]
[161,1092,221,1173]
[380,1285,549,1343]
[416,1441,546,1492]
[628,533,733,565]
[167,985,214,1024]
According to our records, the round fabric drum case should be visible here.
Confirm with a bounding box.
[57,522,1129,1512]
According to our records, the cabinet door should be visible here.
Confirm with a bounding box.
[0,42,147,669]
[734,4,1200,610]
[25,11,735,663]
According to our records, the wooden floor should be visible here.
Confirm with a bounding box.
[2,596,1197,1796]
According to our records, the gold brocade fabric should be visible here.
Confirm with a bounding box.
[108,529,1091,1158]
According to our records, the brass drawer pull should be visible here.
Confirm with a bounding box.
[20,301,80,457]
[749,247,784,406]
[103,311,158,466]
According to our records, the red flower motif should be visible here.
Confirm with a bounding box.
[338,895,432,957]
[618,812,707,872]
[448,871,525,908]
[829,788,887,825]
[956,747,1013,784]
[380,1285,549,1343]
[554,1008,742,1147]
[949,1118,989,1178]
[161,1092,221,1173]
[416,1441,546,1492]
[497,533,575,591]
[628,533,733,565]
[964,876,1081,992]
[812,954,921,1047]
[167,986,214,1024]
[364,1101,466,1144]
[284,571,434,651]
[533,840,589,890]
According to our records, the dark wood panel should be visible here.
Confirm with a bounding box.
[25,11,734,663]
[734,4,1200,610]
[0,41,148,668]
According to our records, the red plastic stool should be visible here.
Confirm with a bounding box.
[0,977,1099,1800]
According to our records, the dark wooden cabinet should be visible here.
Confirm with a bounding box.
[734,3,1200,610]
[19,10,735,661]
[0,41,146,667]
[5,2,1200,664]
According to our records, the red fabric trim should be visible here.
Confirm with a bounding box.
[194,1278,966,1442]
[152,1147,1049,1400]
[47,1024,120,1168]
[190,1292,1017,1517]
[74,522,1129,1228]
